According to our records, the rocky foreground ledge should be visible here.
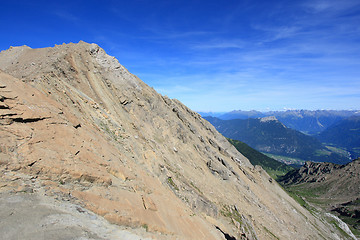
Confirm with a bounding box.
[0,173,151,240]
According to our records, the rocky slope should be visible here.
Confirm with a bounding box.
[0,41,347,239]
[280,159,360,236]
[280,159,360,203]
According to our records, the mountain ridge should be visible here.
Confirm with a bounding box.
[0,41,347,239]
[279,158,360,236]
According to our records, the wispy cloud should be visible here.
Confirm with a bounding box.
[252,25,301,43]
[54,11,79,22]
[190,39,245,50]
[303,0,360,13]
[84,1,360,111]
[3,0,359,111]
[145,30,211,40]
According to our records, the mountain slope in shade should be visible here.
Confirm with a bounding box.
[316,116,360,158]
[0,42,346,239]
[204,116,349,164]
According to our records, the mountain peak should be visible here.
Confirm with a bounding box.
[0,42,346,239]
[259,116,278,122]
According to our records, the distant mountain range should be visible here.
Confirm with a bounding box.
[204,116,351,165]
[197,111,226,118]
[202,110,360,135]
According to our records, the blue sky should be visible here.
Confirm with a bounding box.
[1,0,360,112]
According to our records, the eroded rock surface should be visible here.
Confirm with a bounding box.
[0,42,347,239]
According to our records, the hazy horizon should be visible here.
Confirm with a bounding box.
[198,108,360,115]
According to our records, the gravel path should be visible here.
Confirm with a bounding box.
[0,192,151,240]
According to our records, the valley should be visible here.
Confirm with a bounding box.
[208,110,359,135]
[226,136,360,239]
[204,115,354,165]
[206,111,360,238]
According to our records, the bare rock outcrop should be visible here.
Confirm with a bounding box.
[0,42,347,239]
[279,159,360,234]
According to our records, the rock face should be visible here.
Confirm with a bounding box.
[280,159,360,190]
[279,159,360,234]
[0,41,345,239]
[279,161,343,185]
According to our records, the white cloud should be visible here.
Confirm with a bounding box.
[303,0,360,13]
[190,39,245,50]
[54,11,79,22]
[251,25,301,43]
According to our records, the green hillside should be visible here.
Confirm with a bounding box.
[228,138,294,180]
